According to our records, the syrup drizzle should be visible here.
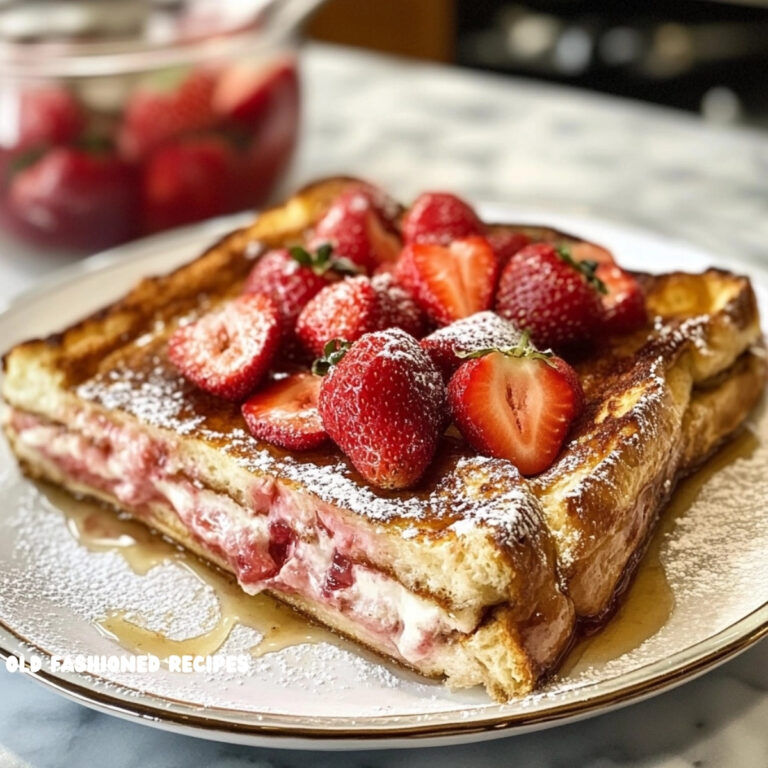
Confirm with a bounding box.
[561,427,759,676]
[45,486,335,661]
[43,418,758,678]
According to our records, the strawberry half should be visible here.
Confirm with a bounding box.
[402,192,482,244]
[495,242,603,349]
[243,244,360,337]
[311,186,401,273]
[317,330,446,489]
[241,372,327,450]
[168,293,280,401]
[448,338,583,476]
[421,311,524,380]
[396,236,499,326]
[595,262,647,335]
[569,241,614,265]
[567,241,647,335]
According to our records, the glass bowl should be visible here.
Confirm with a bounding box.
[0,1,301,253]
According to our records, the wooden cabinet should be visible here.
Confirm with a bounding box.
[308,0,456,62]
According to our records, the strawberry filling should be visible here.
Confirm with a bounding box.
[7,407,473,665]
[323,551,354,594]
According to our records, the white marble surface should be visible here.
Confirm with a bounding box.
[1,42,767,766]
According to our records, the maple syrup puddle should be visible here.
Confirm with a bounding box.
[39,484,336,662]
[560,427,759,676]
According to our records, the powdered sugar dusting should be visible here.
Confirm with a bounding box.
[73,328,537,547]
[425,311,523,353]
[653,313,712,355]
[1,391,765,720]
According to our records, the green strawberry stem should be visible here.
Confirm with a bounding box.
[289,243,361,278]
[457,330,555,364]
[556,245,608,295]
[311,339,352,376]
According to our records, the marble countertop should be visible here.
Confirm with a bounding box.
[1,42,767,767]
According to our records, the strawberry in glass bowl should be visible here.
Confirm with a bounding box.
[0,0,302,253]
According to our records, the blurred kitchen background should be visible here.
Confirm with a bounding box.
[309,0,768,127]
[1,0,766,259]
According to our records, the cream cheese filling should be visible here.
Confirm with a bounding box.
[9,408,475,664]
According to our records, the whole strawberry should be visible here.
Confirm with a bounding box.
[371,273,426,339]
[296,276,379,357]
[296,273,426,357]
[317,330,446,489]
[243,244,360,337]
[140,135,238,233]
[495,243,604,349]
[420,311,525,380]
[15,86,84,151]
[119,69,217,161]
[8,147,139,250]
[168,293,280,401]
[486,230,530,270]
[402,192,482,244]
[310,185,401,273]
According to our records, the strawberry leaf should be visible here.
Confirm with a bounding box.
[289,244,314,268]
[456,330,555,364]
[556,245,608,295]
[311,338,352,376]
[289,243,362,278]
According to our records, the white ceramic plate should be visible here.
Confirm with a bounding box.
[0,208,767,751]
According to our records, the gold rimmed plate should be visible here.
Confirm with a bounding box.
[0,208,766,750]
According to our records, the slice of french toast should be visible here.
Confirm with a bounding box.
[2,177,765,701]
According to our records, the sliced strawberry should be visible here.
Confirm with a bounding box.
[421,311,524,379]
[168,293,280,401]
[371,273,427,339]
[495,243,603,349]
[323,550,355,593]
[119,69,217,161]
[140,136,238,232]
[296,275,380,357]
[241,372,327,450]
[486,230,530,270]
[402,192,482,244]
[317,329,446,489]
[243,245,359,338]
[396,236,498,326]
[310,186,401,273]
[448,342,583,476]
[267,519,296,571]
[213,57,299,127]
